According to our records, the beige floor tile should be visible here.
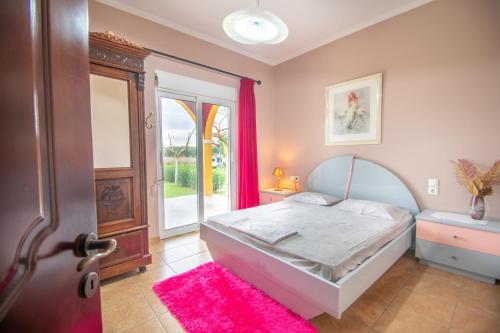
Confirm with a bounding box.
[101,240,500,333]
[101,272,138,289]
[381,264,415,286]
[449,303,500,333]
[392,251,420,270]
[150,239,184,254]
[403,271,461,305]
[309,312,371,333]
[184,240,208,254]
[147,253,168,271]
[100,279,142,310]
[459,281,500,317]
[135,284,157,300]
[362,254,421,305]
[158,311,186,333]
[344,292,389,327]
[174,232,200,245]
[168,252,212,274]
[102,295,156,333]
[133,284,169,316]
[144,291,169,316]
[102,324,116,333]
[461,277,500,292]
[415,264,466,288]
[148,236,161,248]
[386,287,456,324]
[123,317,166,333]
[131,265,177,287]
[373,305,449,333]
[364,274,404,305]
[159,246,195,264]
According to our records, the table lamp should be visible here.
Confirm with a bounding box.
[272,167,285,191]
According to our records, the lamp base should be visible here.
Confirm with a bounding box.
[274,178,282,192]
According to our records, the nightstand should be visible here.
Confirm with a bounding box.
[415,209,500,283]
[259,188,298,205]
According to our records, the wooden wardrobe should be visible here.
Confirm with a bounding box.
[89,32,151,279]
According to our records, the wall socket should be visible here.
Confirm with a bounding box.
[428,178,439,196]
[290,176,300,182]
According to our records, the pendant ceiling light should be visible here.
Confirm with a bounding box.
[223,0,288,45]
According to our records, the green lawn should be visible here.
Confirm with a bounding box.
[164,181,196,198]
[162,162,227,198]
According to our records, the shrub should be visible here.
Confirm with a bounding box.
[178,164,197,188]
[212,168,227,193]
[164,164,175,183]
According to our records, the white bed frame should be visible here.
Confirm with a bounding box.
[201,156,420,319]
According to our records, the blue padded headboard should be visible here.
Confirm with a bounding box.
[305,156,420,216]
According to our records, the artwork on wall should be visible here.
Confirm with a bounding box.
[325,73,382,145]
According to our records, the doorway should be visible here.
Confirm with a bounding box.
[156,86,236,238]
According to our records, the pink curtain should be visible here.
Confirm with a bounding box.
[238,78,259,209]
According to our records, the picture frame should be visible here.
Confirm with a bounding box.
[325,73,382,145]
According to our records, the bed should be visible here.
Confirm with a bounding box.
[200,155,420,319]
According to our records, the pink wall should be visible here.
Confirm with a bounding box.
[89,1,276,237]
[90,0,500,236]
[273,0,500,217]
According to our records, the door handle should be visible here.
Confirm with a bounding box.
[145,112,153,129]
[152,178,164,194]
[74,233,117,272]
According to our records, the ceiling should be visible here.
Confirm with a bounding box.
[96,0,432,65]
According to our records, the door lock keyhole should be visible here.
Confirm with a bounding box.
[79,272,99,298]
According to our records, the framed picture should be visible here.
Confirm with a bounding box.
[325,73,382,145]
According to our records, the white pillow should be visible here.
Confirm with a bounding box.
[334,199,365,214]
[286,192,342,206]
[335,199,411,222]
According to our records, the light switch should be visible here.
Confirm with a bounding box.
[428,178,439,195]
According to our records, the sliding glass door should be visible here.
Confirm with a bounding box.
[157,92,234,238]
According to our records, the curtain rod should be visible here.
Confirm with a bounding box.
[144,47,262,85]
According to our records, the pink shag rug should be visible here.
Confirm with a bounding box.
[152,262,317,333]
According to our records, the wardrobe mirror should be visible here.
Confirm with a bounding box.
[89,74,131,168]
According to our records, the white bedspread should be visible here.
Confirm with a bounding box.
[229,219,298,245]
[206,200,413,282]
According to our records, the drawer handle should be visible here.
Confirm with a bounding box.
[451,255,457,260]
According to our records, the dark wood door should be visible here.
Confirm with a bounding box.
[0,1,102,332]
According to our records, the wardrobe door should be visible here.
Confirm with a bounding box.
[90,64,143,235]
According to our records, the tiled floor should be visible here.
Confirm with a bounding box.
[164,194,228,229]
[100,232,500,333]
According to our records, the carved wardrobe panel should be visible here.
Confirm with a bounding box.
[89,32,151,279]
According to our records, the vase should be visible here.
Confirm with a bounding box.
[469,195,485,220]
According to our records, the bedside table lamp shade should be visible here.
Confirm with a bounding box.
[272,167,285,191]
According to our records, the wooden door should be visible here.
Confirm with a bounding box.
[0,1,102,332]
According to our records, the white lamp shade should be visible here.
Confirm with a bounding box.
[223,9,288,45]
